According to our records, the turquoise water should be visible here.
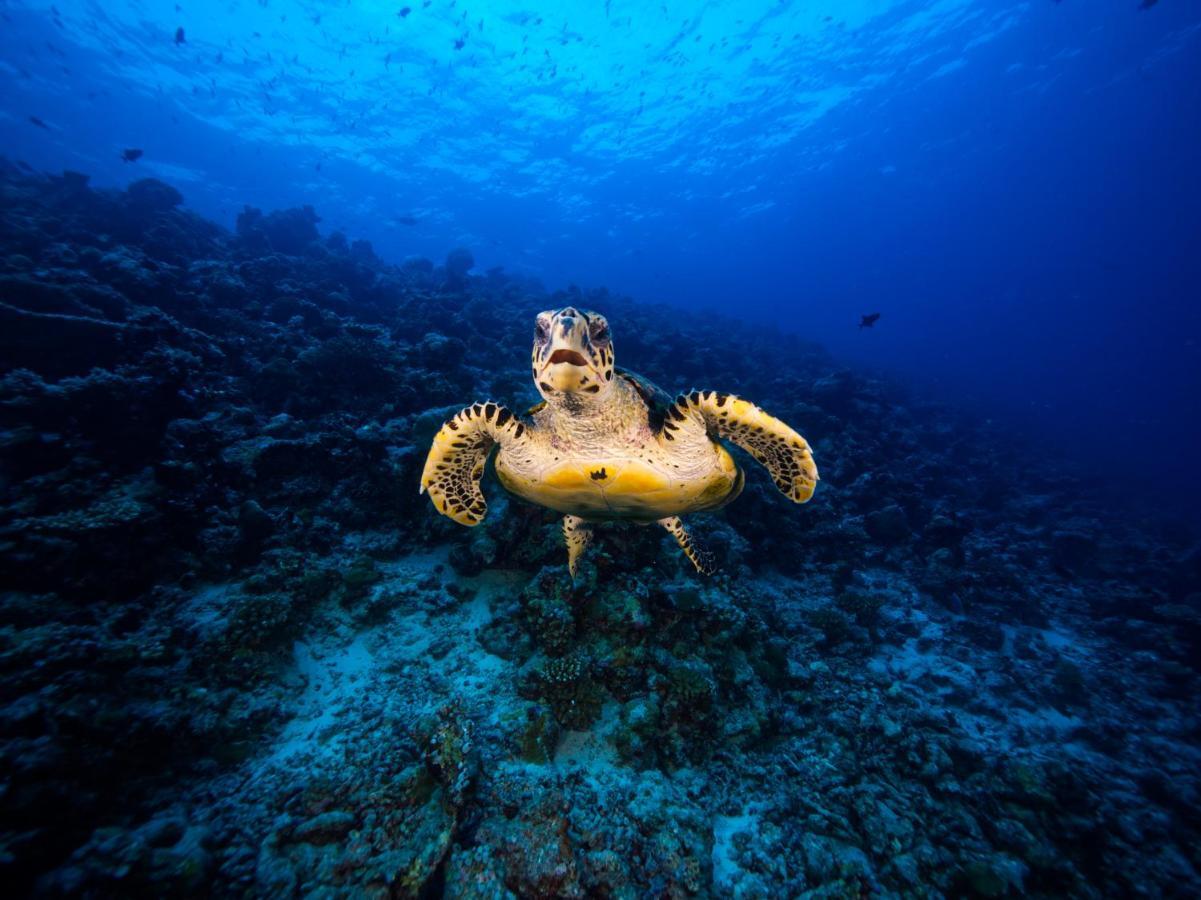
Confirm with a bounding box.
[6,1,1200,519]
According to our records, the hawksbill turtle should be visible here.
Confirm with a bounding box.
[419,307,819,576]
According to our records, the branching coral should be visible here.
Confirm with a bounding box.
[538,653,604,730]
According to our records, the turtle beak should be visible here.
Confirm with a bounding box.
[540,348,597,391]
[535,307,606,394]
[547,349,589,367]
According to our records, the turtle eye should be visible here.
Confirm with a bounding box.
[589,321,610,343]
[535,319,550,342]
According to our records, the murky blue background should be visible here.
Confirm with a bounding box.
[3,0,1198,521]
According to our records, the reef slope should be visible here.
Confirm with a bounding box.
[1,163,1199,897]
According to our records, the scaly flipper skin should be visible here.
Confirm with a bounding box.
[419,402,528,526]
[658,516,716,575]
[563,515,593,578]
[665,390,818,503]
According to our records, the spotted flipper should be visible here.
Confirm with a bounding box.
[419,402,528,526]
[659,516,716,576]
[563,515,593,578]
[667,390,818,503]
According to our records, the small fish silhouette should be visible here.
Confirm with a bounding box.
[174,26,186,45]
[859,313,881,330]
[121,148,143,162]
[398,6,411,17]
[29,115,49,129]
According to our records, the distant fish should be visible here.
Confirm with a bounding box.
[398,6,411,17]
[453,37,465,50]
[1138,0,1157,8]
[121,148,143,163]
[28,115,49,129]
[859,313,881,330]
[174,26,186,45]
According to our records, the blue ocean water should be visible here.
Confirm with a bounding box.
[5,0,1199,521]
[3,1,1201,896]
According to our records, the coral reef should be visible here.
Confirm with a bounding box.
[1,160,1199,896]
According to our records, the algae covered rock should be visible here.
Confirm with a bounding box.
[125,178,183,212]
[444,246,475,285]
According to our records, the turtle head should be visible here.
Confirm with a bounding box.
[531,307,615,400]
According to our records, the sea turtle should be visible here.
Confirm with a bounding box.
[419,307,819,576]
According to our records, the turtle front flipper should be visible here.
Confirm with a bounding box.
[667,390,818,503]
[659,516,716,576]
[563,515,593,578]
[419,402,528,526]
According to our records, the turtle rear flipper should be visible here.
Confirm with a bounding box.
[420,402,528,526]
[563,515,593,578]
[666,390,818,503]
[659,516,716,576]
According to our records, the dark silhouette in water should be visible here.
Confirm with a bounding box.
[121,148,143,163]
[28,115,49,129]
[174,27,185,45]
[859,312,881,330]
